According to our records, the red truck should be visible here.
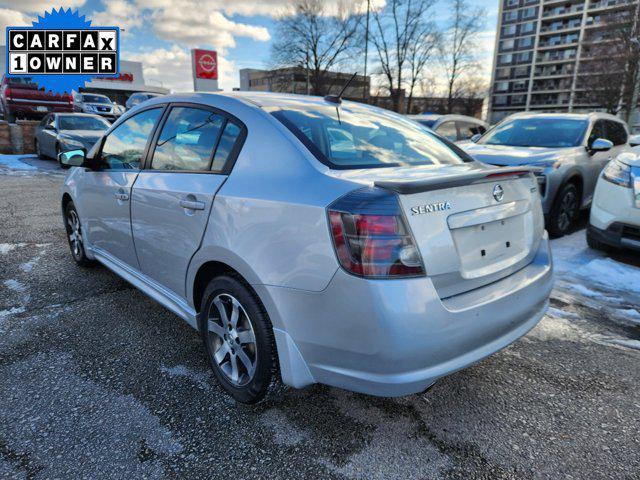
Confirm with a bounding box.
[0,76,73,123]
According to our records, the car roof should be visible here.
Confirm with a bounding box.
[54,112,104,117]
[507,111,623,122]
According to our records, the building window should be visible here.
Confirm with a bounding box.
[514,66,529,77]
[519,36,533,48]
[521,21,536,34]
[517,51,531,63]
[506,0,519,7]
[504,11,518,22]
[513,80,527,91]
[499,54,514,64]
[501,39,515,50]
[512,95,526,105]
[494,95,508,105]
[502,24,517,36]
[496,81,510,92]
[496,67,511,79]
[522,7,536,19]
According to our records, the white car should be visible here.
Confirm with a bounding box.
[587,152,640,252]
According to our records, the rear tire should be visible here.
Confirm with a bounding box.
[64,201,95,267]
[200,275,281,404]
[548,183,579,238]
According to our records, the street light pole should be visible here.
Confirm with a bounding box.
[363,0,370,102]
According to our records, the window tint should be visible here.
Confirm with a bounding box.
[435,121,458,141]
[271,105,466,169]
[588,120,606,147]
[100,108,162,170]
[211,121,242,172]
[480,118,588,148]
[457,121,485,140]
[605,121,627,146]
[151,107,224,171]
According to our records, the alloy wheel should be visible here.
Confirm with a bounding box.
[206,293,257,386]
[67,210,83,259]
[557,190,577,233]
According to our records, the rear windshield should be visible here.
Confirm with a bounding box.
[81,94,112,104]
[59,116,110,131]
[416,119,437,128]
[479,118,588,148]
[271,104,466,169]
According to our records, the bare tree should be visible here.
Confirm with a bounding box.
[370,0,439,113]
[271,0,363,96]
[578,3,639,117]
[439,0,486,114]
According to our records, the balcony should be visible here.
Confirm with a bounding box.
[532,80,574,92]
[537,49,578,63]
[540,19,583,33]
[589,0,635,11]
[538,35,580,48]
[542,4,584,18]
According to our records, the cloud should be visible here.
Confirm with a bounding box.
[0,1,87,14]
[91,0,142,32]
[148,6,270,53]
[0,8,30,30]
[127,45,238,92]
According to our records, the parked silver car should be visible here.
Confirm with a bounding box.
[59,93,553,403]
[462,112,632,237]
[407,114,488,143]
[73,93,123,121]
[34,113,111,167]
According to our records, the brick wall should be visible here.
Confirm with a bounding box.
[0,120,40,154]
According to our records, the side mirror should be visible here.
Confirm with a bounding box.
[58,149,86,167]
[590,138,613,152]
[470,133,481,143]
[629,134,640,147]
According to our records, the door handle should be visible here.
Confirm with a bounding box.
[179,199,205,210]
[114,191,129,201]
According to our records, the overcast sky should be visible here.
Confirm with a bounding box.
[0,0,499,93]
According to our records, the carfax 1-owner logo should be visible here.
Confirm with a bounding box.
[6,8,120,95]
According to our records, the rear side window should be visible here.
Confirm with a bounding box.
[605,121,627,146]
[435,121,458,142]
[211,121,242,172]
[151,107,225,171]
[271,104,466,169]
[100,108,162,170]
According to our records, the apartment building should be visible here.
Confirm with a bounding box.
[488,0,639,124]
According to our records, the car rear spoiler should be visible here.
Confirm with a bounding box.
[374,167,542,195]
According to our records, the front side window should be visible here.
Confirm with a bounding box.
[605,121,627,146]
[588,120,606,147]
[479,117,588,148]
[271,104,467,169]
[151,107,225,171]
[99,108,162,170]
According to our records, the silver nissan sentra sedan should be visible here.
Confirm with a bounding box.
[59,92,554,403]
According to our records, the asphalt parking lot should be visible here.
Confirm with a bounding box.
[1,156,639,480]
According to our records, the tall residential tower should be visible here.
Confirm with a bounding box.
[488,0,639,125]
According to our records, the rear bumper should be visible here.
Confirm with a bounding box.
[5,100,72,118]
[260,232,553,397]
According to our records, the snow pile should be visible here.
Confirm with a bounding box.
[0,155,37,171]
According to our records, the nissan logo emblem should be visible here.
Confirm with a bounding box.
[493,184,504,202]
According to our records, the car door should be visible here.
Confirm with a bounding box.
[131,104,245,298]
[78,106,164,269]
[584,120,614,204]
[40,114,58,157]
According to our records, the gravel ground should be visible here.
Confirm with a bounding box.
[1,157,639,480]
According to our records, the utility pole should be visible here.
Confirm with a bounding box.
[363,0,370,102]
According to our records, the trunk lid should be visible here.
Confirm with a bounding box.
[334,163,545,298]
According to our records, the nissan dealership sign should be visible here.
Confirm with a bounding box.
[192,48,219,91]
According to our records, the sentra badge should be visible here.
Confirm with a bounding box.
[411,202,452,215]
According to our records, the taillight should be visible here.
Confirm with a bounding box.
[328,188,425,278]
[5,87,12,100]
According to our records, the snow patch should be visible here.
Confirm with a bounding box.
[547,307,579,320]
[260,409,309,447]
[0,155,37,171]
[159,364,211,390]
[0,307,26,320]
[0,243,26,254]
[3,279,26,293]
[606,339,640,351]
[574,258,640,294]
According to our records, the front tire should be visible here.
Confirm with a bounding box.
[64,201,95,267]
[200,275,281,404]
[548,183,579,238]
